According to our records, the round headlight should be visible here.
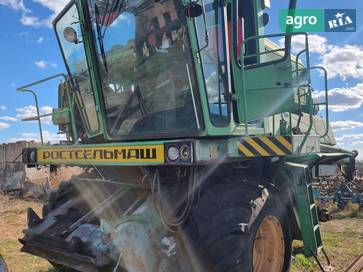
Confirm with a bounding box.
[29,150,36,162]
[167,146,179,161]
[180,145,191,160]
[63,27,78,43]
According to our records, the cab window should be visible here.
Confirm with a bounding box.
[55,3,100,133]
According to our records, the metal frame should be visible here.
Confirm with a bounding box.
[193,0,232,128]
[16,73,79,144]
[17,0,328,153]
[53,1,103,138]
[77,0,209,141]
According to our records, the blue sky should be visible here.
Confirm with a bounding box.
[0,0,362,159]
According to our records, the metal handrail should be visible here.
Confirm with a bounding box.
[242,32,308,61]
[293,34,313,152]
[310,66,329,138]
[294,66,330,138]
[16,89,44,145]
[16,73,79,144]
[240,31,320,152]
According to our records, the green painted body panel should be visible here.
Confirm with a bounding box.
[242,60,295,121]
[52,107,71,125]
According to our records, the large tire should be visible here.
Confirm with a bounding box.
[184,178,292,272]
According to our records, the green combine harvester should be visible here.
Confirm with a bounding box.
[17,0,357,271]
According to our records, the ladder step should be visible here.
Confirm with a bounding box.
[288,165,324,257]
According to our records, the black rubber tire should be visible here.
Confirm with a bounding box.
[184,178,292,272]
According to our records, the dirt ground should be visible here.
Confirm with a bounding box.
[0,195,362,272]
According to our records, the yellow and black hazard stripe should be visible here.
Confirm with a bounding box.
[237,136,293,157]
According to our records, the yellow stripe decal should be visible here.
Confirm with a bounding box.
[260,136,286,156]
[237,142,255,157]
[245,137,270,156]
[276,136,293,151]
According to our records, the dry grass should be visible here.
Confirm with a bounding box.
[291,213,363,272]
[335,202,362,219]
[0,195,53,272]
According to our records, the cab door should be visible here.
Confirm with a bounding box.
[54,2,102,138]
[230,0,297,124]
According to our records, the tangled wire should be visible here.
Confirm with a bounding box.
[151,168,197,232]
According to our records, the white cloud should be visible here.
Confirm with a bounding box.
[36,36,44,44]
[330,121,363,132]
[0,0,68,28]
[336,133,363,142]
[320,45,363,80]
[280,34,363,81]
[279,34,328,55]
[33,0,68,15]
[352,141,363,146]
[314,83,363,112]
[0,122,10,130]
[20,14,43,27]
[34,60,57,69]
[335,134,363,160]
[0,116,17,122]
[16,105,53,124]
[35,60,46,69]
[27,0,69,27]
[0,106,6,110]
[0,0,27,12]
[7,131,66,144]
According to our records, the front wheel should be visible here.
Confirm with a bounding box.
[184,178,292,272]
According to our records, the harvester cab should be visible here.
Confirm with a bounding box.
[17,0,358,271]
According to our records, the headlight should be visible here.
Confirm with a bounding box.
[29,150,36,162]
[164,141,193,164]
[180,145,191,161]
[167,146,179,161]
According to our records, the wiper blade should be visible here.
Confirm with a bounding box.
[102,0,124,38]
[100,0,111,27]
[95,3,108,73]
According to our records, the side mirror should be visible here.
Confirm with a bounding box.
[184,2,203,18]
[63,27,79,44]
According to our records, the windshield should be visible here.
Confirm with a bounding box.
[55,3,100,134]
[88,0,202,138]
